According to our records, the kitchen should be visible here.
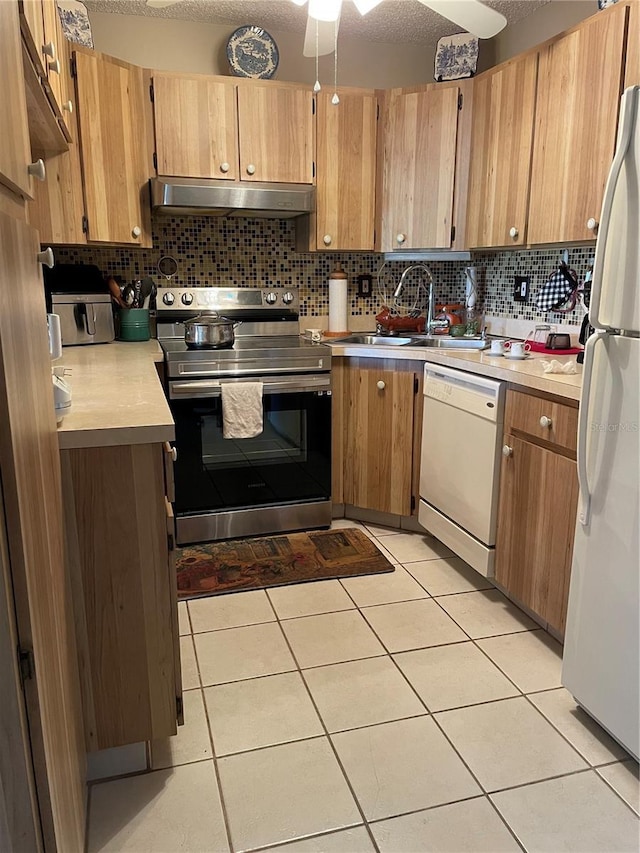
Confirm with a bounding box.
[1,0,640,846]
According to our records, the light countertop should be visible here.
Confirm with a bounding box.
[328,341,582,402]
[56,340,175,450]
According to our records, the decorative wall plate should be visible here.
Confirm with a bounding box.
[597,0,619,8]
[434,33,479,82]
[56,0,94,49]
[227,26,279,79]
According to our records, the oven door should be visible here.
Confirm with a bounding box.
[168,374,332,541]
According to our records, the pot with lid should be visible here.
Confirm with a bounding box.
[184,312,241,349]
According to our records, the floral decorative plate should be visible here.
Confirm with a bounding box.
[56,0,94,48]
[226,26,279,79]
[434,33,478,82]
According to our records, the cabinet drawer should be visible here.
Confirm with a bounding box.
[505,390,578,454]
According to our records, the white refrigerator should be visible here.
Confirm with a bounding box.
[562,85,640,761]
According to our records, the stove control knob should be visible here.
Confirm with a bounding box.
[162,292,175,305]
[181,292,194,305]
[265,291,278,305]
[282,291,294,305]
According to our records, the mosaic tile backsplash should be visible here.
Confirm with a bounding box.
[54,216,594,326]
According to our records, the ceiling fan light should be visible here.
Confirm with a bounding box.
[352,0,383,15]
[308,0,342,23]
[290,0,308,6]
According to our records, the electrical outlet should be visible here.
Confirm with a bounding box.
[514,275,530,302]
[357,274,373,297]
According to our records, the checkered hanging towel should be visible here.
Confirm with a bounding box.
[535,263,579,312]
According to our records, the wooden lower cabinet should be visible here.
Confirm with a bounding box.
[61,441,180,751]
[495,390,579,635]
[340,359,422,517]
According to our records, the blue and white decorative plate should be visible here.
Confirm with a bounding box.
[56,0,93,49]
[434,33,478,82]
[227,26,279,79]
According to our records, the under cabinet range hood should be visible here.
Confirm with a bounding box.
[151,177,315,219]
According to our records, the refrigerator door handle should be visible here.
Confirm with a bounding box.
[590,87,638,330]
[577,330,608,526]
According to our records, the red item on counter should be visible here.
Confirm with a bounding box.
[527,341,584,355]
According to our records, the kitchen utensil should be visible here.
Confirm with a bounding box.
[184,312,241,349]
[157,256,178,282]
[122,283,135,307]
[133,279,143,308]
[139,277,155,309]
[545,332,572,349]
[107,276,127,308]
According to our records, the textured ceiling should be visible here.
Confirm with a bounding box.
[83,0,550,44]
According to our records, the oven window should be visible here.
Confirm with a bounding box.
[171,391,331,515]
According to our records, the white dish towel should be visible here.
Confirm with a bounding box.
[221,381,264,439]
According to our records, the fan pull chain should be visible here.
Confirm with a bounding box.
[313,18,321,93]
[332,20,339,105]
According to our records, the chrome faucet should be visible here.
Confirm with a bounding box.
[393,263,447,335]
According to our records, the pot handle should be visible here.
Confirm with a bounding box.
[233,320,243,329]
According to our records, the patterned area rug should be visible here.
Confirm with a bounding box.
[176,528,394,598]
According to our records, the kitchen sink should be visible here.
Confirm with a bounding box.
[409,336,489,350]
[334,334,415,346]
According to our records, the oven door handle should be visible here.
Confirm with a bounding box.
[169,375,332,399]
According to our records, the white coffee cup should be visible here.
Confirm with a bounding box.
[489,340,506,355]
[306,328,322,343]
[504,340,531,358]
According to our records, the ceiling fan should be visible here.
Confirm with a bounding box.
[145,0,507,57]
[296,0,507,57]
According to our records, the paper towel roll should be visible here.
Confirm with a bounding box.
[327,262,350,336]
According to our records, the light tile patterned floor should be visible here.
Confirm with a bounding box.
[88,522,640,853]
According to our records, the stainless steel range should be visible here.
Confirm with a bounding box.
[156,287,332,545]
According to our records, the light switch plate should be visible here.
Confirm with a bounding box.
[514,275,530,302]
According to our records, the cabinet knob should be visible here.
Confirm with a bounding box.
[323,234,332,246]
[219,162,230,173]
[28,159,46,182]
[502,444,513,457]
[396,233,406,244]
[376,380,386,390]
[509,226,519,239]
[63,99,73,113]
[42,41,56,60]
[132,226,142,238]
[539,415,552,428]
[246,164,256,175]
[587,217,598,233]
[48,57,61,74]
[37,247,55,268]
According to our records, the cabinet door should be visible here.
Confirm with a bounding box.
[495,434,579,634]
[466,53,538,249]
[0,212,86,851]
[0,0,34,199]
[343,365,415,516]
[237,84,313,183]
[381,86,459,251]
[625,1,639,87]
[29,80,86,244]
[41,0,63,117]
[18,0,46,78]
[315,89,377,251]
[527,5,627,245]
[74,50,151,245]
[153,73,238,180]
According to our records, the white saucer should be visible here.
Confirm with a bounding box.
[488,351,505,357]
[504,352,531,360]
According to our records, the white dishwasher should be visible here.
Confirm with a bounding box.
[419,364,505,577]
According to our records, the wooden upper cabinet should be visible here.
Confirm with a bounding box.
[625,1,639,87]
[74,50,151,245]
[153,73,238,180]
[18,0,46,78]
[41,1,63,116]
[380,85,459,251]
[466,53,538,249]
[0,0,34,200]
[315,89,377,251]
[527,4,627,245]
[237,84,313,183]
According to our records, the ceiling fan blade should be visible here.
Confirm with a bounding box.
[303,16,339,57]
[353,0,383,15]
[146,0,182,7]
[418,0,507,38]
